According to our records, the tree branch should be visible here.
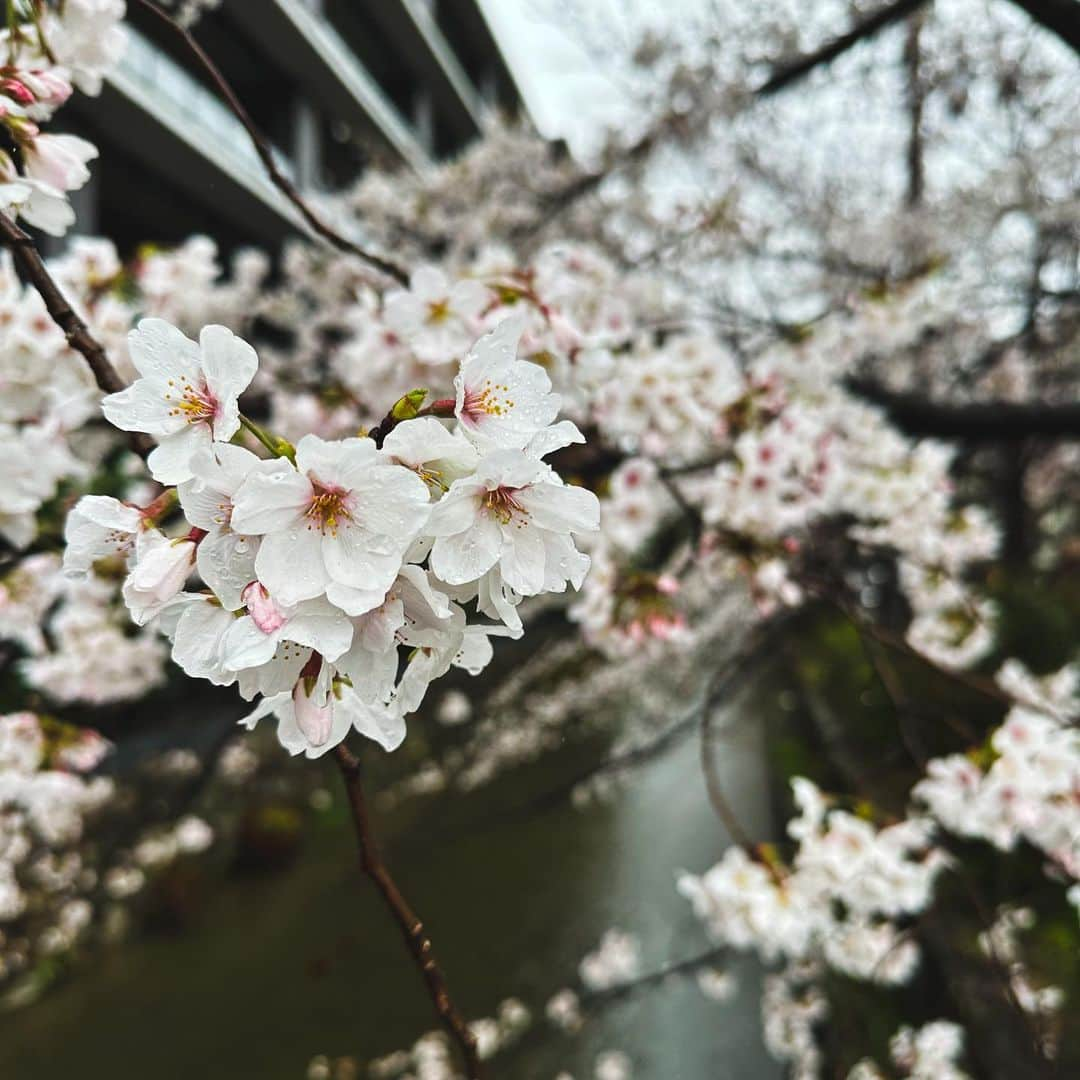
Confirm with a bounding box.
[847,377,1080,440]
[758,0,929,96]
[579,944,729,1008]
[0,212,152,459]
[333,744,483,1079]
[131,0,410,286]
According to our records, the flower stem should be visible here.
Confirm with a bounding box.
[238,414,294,461]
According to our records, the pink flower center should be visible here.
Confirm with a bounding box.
[460,380,515,427]
[482,485,526,525]
[163,377,218,424]
[305,478,353,536]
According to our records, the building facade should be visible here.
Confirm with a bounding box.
[62,0,518,254]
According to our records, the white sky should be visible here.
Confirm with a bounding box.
[476,0,649,156]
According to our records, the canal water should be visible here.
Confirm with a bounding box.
[0,703,779,1079]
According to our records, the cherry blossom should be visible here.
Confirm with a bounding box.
[229,434,431,611]
[384,265,489,365]
[102,319,259,483]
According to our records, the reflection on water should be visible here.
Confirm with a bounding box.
[0,711,779,1079]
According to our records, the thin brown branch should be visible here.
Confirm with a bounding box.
[855,625,929,768]
[696,611,813,847]
[332,744,484,1079]
[131,0,409,286]
[0,212,152,459]
[579,943,729,1007]
[699,701,756,850]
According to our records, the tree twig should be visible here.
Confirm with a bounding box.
[333,744,483,1079]
[131,0,410,286]
[758,0,929,96]
[846,377,1080,440]
[579,944,729,1008]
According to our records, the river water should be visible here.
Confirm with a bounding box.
[0,701,779,1079]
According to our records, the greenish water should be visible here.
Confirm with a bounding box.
[0,724,778,1079]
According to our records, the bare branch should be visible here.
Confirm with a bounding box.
[758,0,929,96]
[847,377,1080,440]
[333,744,484,1079]
[131,0,410,286]
[579,944,729,1008]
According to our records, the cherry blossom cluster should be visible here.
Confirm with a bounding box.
[678,777,949,985]
[848,1020,971,1080]
[760,962,829,1080]
[1,236,266,704]
[62,314,599,758]
[914,661,1079,895]
[0,711,111,979]
[258,238,1004,668]
[976,905,1065,1053]
[360,997,531,1078]
[0,0,125,236]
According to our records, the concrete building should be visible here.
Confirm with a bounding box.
[63,0,518,255]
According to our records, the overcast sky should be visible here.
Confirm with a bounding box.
[475,0,646,157]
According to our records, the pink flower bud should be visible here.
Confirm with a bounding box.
[0,78,35,106]
[656,573,680,595]
[242,581,287,634]
[21,69,73,110]
[292,681,333,747]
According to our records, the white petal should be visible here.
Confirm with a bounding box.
[196,530,257,611]
[220,616,281,670]
[254,526,328,606]
[283,600,354,661]
[424,485,485,537]
[429,515,503,584]
[101,380,187,438]
[172,600,236,684]
[516,481,600,534]
[200,325,258,441]
[525,420,585,459]
[340,691,406,752]
[230,468,309,534]
[325,580,389,618]
[146,424,211,484]
[128,319,201,383]
[497,525,547,596]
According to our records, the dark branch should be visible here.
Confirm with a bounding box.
[758,0,929,96]
[333,745,484,1079]
[132,0,410,286]
[847,378,1080,440]
[579,944,729,1008]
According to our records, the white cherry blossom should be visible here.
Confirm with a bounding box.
[427,448,598,594]
[383,265,489,365]
[454,318,562,450]
[101,319,259,484]
[229,434,431,610]
[62,495,143,576]
[177,444,279,610]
